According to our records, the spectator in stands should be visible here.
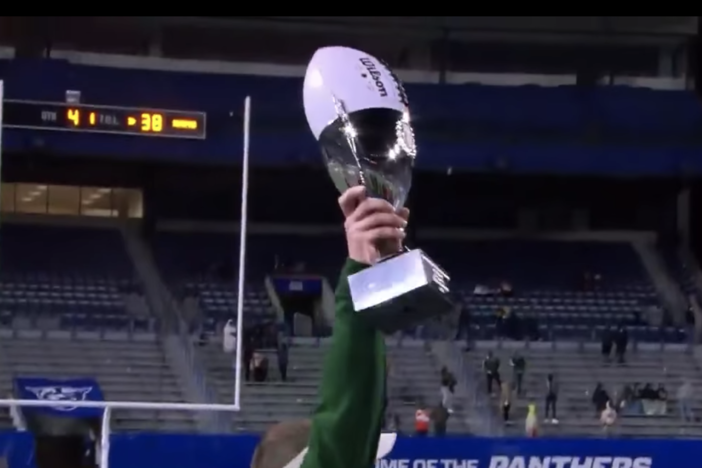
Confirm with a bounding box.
[614,323,629,364]
[277,337,289,381]
[591,383,610,414]
[544,373,559,424]
[525,403,538,437]
[616,384,634,414]
[439,366,456,413]
[260,354,270,382]
[482,351,501,395]
[631,384,643,415]
[641,383,665,415]
[500,382,512,424]
[677,380,695,422]
[601,327,614,363]
[629,383,644,415]
[243,331,254,382]
[600,400,617,436]
[656,384,668,400]
[432,403,450,436]
[510,352,526,395]
[414,406,430,437]
[252,352,268,382]
[656,384,669,415]
[223,319,237,354]
[640,383,656,399]
[499,281,513,297]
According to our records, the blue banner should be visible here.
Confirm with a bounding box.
[2,58,702,175]
[14,377,104,418]
[0,432,696,468]
[271,276,323,295]
[110,434,698,468]
[380,436,673,468]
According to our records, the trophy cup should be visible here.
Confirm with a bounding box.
[302,46,453,334]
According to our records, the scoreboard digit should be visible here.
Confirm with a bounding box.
[2,100,206,140]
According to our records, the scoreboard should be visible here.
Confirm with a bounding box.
[2,100,207,140]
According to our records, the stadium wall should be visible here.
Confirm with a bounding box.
[0,431,695,468]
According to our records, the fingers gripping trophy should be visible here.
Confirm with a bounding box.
[249,47,453,468]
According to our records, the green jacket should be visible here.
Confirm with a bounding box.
[300,259,386,468]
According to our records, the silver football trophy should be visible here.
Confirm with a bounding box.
[302,46,453,333]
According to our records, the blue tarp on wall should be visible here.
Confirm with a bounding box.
[2,59,702,175]
[0,432,696,468]
[109,433,702,468]
[14,378,104,418]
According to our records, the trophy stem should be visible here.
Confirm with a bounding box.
[377,252,403,263]
[376,239,403,263]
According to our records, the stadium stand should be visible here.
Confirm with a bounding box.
[1,219,699,442]
[154,230,470,433]
[149,227,699,437]
[0,222,191,431]
[426,239,685,342]
[0,336,192,431]
[153,231,277,334]
[0,208,697,440]
[466,342,702,438]
[201,338,470,435]
[0,223,152,332]
[156,232,683,342]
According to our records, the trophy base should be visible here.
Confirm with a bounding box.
[347,249,453,334]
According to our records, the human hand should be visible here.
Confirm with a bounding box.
[338,186,409,265]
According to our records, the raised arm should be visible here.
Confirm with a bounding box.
[299,259,385,468]
[300,187,408,468]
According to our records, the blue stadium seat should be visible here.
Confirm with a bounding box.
[0,224,138,331]
[152,232,682,343]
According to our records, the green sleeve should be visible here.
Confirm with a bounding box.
[300,259,386,468]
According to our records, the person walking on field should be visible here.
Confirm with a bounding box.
[525,403,538,437]
[483,351,501,395]
[544,373,559,424]
[510,352,526,396]
[439,366,456,413]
